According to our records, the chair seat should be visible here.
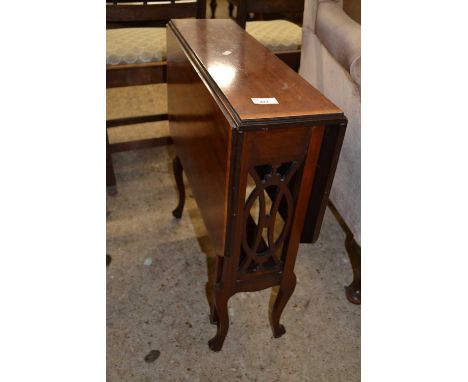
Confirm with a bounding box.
[106,28,166,65]
[246,20,302,52]
[106,20,301,66]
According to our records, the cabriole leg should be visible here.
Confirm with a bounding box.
[270,274,297,338]
[208,290,230,352]
[345,233,361,304]
[172,156,185,218]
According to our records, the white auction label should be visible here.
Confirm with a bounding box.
[251,98,279,105]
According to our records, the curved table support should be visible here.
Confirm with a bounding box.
[345,233,361,305]
[172,156,186,219]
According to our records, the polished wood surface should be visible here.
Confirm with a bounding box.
[301,124,346,243]
[167,19,347,351]
[167,26,233,256]
[170,19,341,122]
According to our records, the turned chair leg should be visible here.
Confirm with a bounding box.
[210,0,217,18]
[345,233,361,305]
[208,290,230,352]
[270,274,297,338]
[172,156,185,218]
[106,131,117,195]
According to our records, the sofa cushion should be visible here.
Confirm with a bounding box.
[246,20,302,52]
[106,27,166,65]
[316,2,360,75]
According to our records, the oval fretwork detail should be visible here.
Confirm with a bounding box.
[240,161,301,275]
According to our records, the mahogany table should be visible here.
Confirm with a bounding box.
[167,19,347,351]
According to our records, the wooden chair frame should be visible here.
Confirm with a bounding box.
[106,0,206,192]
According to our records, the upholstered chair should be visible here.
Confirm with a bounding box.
[106,0,206,193]
[300,0,361,304]
[231,0,305,71]
[106,27,167,67]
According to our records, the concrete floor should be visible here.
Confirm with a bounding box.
[107,84,360,381]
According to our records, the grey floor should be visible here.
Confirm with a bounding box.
[107,83,360,381]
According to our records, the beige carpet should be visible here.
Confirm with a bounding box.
[106,83,360,381]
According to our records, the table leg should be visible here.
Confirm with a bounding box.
[208,255,223,325]
[205,126,324,351]
[270,273,297,338]
[208,288,230,352]
[345,233,361,304]
[172,156,185,218]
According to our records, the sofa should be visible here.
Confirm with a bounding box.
[300,0,361,303]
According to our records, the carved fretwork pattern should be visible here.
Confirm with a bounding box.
[239,161,302,277]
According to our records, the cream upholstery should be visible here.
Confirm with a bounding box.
[300,0,361,244]
[106,20,301,66]
[106,28,166,65]
[246,20,302,52]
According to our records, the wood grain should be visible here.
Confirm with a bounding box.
[167,27,233,257]
[170,19,341,122]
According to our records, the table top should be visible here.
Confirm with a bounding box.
[168,19,343,125]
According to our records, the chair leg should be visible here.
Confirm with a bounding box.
[172,156,185,218]
[228,1,234,17]
[208,290,230,352]
[345,233,361,305]
[270,274,297,338]
[106,131,117,195]
[210,0,217,18]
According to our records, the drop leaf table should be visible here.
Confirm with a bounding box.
[167,19,347,351]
